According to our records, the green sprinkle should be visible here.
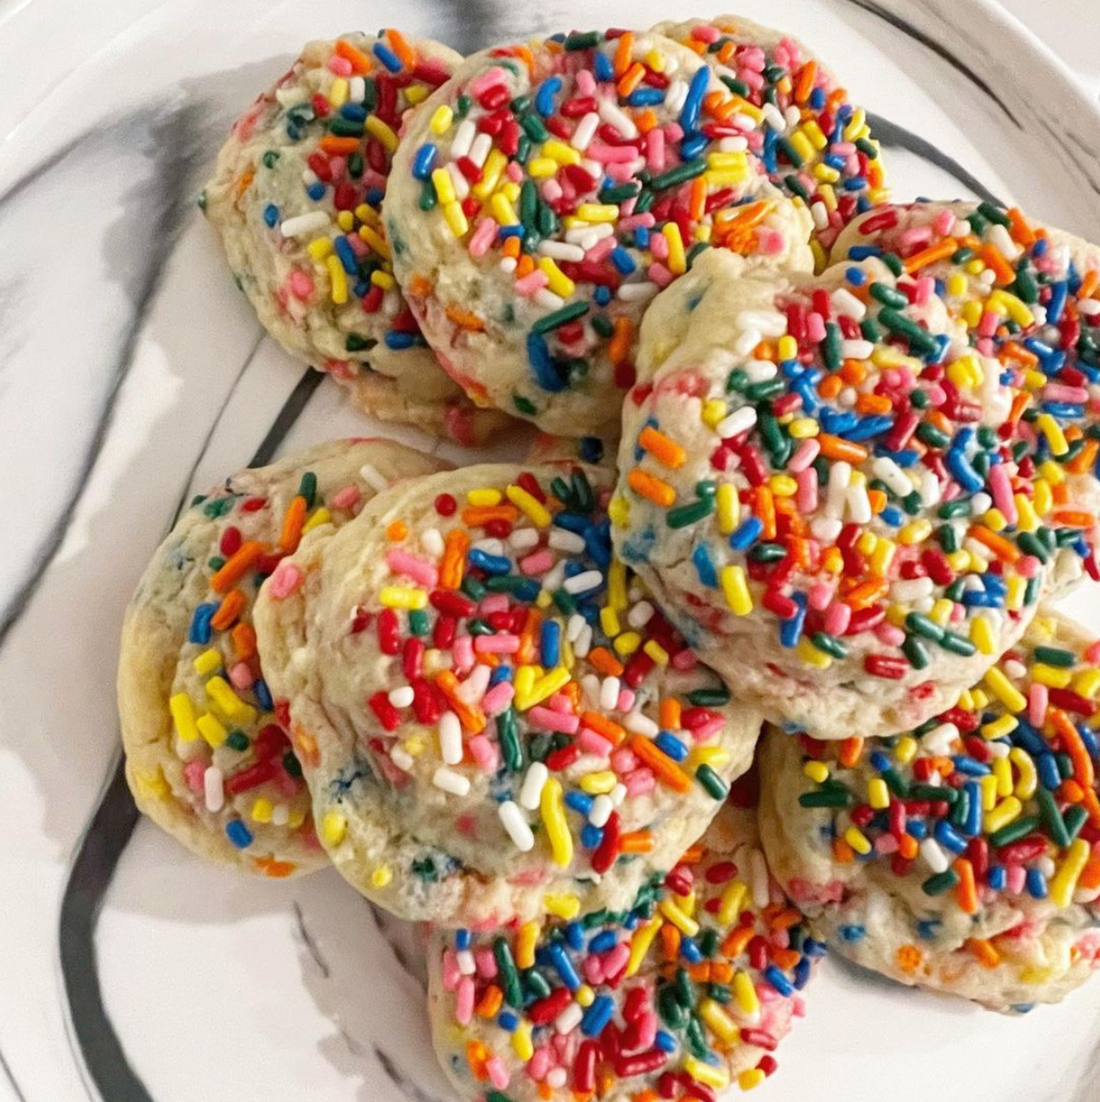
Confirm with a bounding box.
[798,790,853,808]
[666,498,715,529]
[345,333,371,352]
[696,763,729,801]
[531,301,590,334]
[225,729,250,752]
[989,815,1041,848]
[498,709,523,772]
[822,323,843,371]
[1017,532,1048,563]
[407,609,429,636]
[297,471,317,509]
[1037,786,1071,848]
[877,308,939,354]
[513,394,537,416]
[564,30,601,49]
[916,422,950,449]
[649,159,707,191]
[902,634,930,670]
[869,282,907,309]
[811,631,848,659]
[494,936,524,1007]
[906,612,945,642]
[940,631,977,657]
[1064,803,1089,842]
[922,869,959,895]
[686,686,731,706]
[977,201,1011,226]
[1034,645,1076,668]
[909,783,958,803]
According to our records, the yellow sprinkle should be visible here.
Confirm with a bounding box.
[303,506,332,533]
[369,270,395,290]
[843,107,867,141]
[701,398,727,428]
[574,985,595,1008]
[134,769,168,801]
[720,564,753,615]
[683,1057,729,1091]
[894,735,918,764]
[1009,747,1037,800]
[287,808,305,830]
[718,880,748,926]
[527,156,557,177]
[844,825,872,855]
[612,631,641,656]
[732,969,759,1017]
[511,1022,534,1062]
[867,778,890,810]
[608,558,628,612]
[579,771,617,795]
[983,507,1007,532]
[1033,479,1053,516]
[769,473,798,497]
[443,201,468,237]
[472,150,507,198]
[516,922,540,969]
[898,519,932,545]
[600,606,621,638]
[992,755,1014,799]
[307,237,334,261]
[983,795,1023,835]
[490,191,520,226]
[514,665,536,702]
[543,139,582,166]
[429,104,453,134]
[659,897,700,937]
[788,417,819,439]
[519,666,571,711]
[663,223,686,275]
[196,712,227,748]
[321,809,348,846]
[1005,575,1027,612]
[1050,838,1091,907]
[699,998,739,1043]
[946,272,968,296]
[328,77,348,108]
[688,746,730,772]
[543,892,581,920]
[625,916,663,976]
[984,667,1027,712]
[358,224,392,260]
[869,539,896,578]
[251,797,273,824]
[803,760,829,784]
[929,598,954,628]
[538,256,575,298]
[802,119,828,150]
[1073,669,1100,700]
[364,114,398,152]
[739,1069,767,1091]
[336,209,355,233]
[170,692,200,741]
[1033,663,1072,689]
[467,488,502,506]
[788,130,816,164]
[716,483,739,535]
[971,615,996,656]
[643,639,669,665]
[206,675,252,721]
[371,865,393,889]
[982,714,1018,741]
[1036,413,1069,456]
[326,255,348,304]
[379,586,427,610]
[1014,493,1039,532]
[540,777,573,867]
[796,636,832,669]
[505,483,551,526]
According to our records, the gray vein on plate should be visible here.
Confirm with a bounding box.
[294,900,332,980]
[373,1046,447,1102]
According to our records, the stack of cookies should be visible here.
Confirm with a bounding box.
[118,16,1100,1100]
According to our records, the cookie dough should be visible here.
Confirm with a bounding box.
[118,439,447,876]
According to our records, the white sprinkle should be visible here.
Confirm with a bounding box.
[923,723,959,756]
[920,837,950,874]
[271,803,289,826]
[472,537,506,555]
[623,711,658,737]
[500,256,518,274]
[280,211,331,237]
[457,664,491,704]
[388,685,414,708]
[744,359,778,382]
[1080,299,1100,317]
[970,491,992,515]
[846,479,872,524]
[599,676,620,710]
[825,460,852,518]
[784,104,802,128]
[841,339,874,360]
[433,766,470,796]
[589,795,613,828]
[203,767,224,812]
[618,282,659,303]
[358,462,389,492]
[570,111,600,151]
[737,308,788,337]
[574,624,592,658]
[446,162,470,200]
[391,747,415,772]
[348,76,366,103]
[718,135,749,153]
[534,288,566,311]
[510,527,540,550]
[565,222,614,245]
[1003,658,1028,680]
[457,949,476,975]
[451,118,477,159]
[547,1069,568,1090]
[811,201,829,230]
[610,783,627,806]
[913,595,935,614]
[626,601,654,629]
[541,561,567,593]
[733,328,762,357]
[717,406,758,439]
[565,613,586,643]
[919,469,942,507]
[469,131,492,167]
[537,240,586,262]
[891,577,934,603]
[872,456,913,497]
[580,674,601,707]
[598,98,638,139]
[988,223,1019,260]
[810,515,843,543]
[499,800,535,850]
[761,102,786,132]
[519,762,549,809]
[439,711,463,765]
[564,570,603,594]
[550,529,586,553]
[750,849,770,908]
[555,1002,584,1035]
[422,527,445,558]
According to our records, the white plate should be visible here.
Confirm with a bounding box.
[3,1,1100,1099]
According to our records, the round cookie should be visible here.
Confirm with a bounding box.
[429,788,824,1100]
[654,14,887,262]
[759,610,1100,1012]
[202,29,510,445]
[613,197,1100,738]
[253,462,762,924]
[386,28,816,437]
[118,439,448,876]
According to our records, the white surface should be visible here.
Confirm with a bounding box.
[2,1,1100,1100]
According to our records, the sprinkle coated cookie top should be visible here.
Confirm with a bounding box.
[429,790,823,1100]
[387,28,825,436]
[759,611,1100,1010]
[614,201,1100,737]
[253,463,761,925]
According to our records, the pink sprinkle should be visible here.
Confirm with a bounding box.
[624,769,656,797]
[578,728,613,757]
[649,232,669,261]
[605,161,637,184]
[618,213,656,231]
[455,977,475,1024]
[949,604,964,623]
[610,748,637,773]
[468,67,507,96]
[330,484,361,511]
[691,22,721,43]
[648,263,673,288]
[344,232,368,258]
[586,235,617,263]
[1086,640,1100,665]
[601,942,631,981]
[183,760,205,794]
[806,313,826,342]
[519,548,555,575]
[692,717,726,742]
[515,269,549,296]
[475,946,497,977]
[619,196,638,218]
[898,225,933,249]
[441,949,460,991]
[504,161,523,184]
[267,561,303,599]
[645,127,666,171]
[823,602,851,636]
[1028,682,1048,726]
[1045,383,1089,404]
[386,548,438,587]
[474,633,519,654]
[808,582,833,612]
[912,276,934,306]
[978,310,999,338]
[874,833,899,855]
[664,122,685,143]
[288,271,314,300]
[529,705,580,734]
[635,1011,657,1050]
[586,142,639,163]
[326,56,353,76]
[468,734,499,771]
[988,463,1017,525]
[1006,865,1026,894]
[576,69,596,96]
[482,682,515,716]
[618,689,636,711]
[932,208,957,235]
[549,693,573,712]
[757,228,786,255]
[527,1049,551,1081]
[1017,554,1041,578]
[480,594,510,613]
[583,956,604,985]
[229,661,254,691]
[789,439,820,473]
[671,648,696,671]
[469,216,499,258]
[797,467,818,513]
[453,635,474,672]
[541,178,563,203]
[875,622,906,647]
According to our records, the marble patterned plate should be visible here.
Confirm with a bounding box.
[3,0,1100,1099]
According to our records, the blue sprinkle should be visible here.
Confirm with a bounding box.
[412,143,438,179]
[839,924,866,941]
[553,511,590,534]
[633,226,650,249]
[655,732,688,761]
[933,819,967,854]
[907,819,928,841]
[1047,282,1067,323]
[588,930,618,954]
[779,592,807,649]
[627,87,665,107]
[764,965,794,996]
[497,1011,518,1032]
[987,865,1007,892]
[366,186,384,206]
[490,665,513,685]
[845,266,866,286]
[1037,753,1062,790]
[262,203,279,227]
[535,76,562,116]
[655,1031,678,1053]
[692,544,718,588]
[584,520,612,568]
[549,941,581,989]
[843,175,868,191]
[340,103,367,121]
[540,620,561,667]
[916,919,941,940]
[869,751,892,772]
[610,246,636,274]
[1025,867,1047,899]
[334,235,358,274]
[880,505,904,527]
[306,182,326,201]
[594,285,612,306]
[963,782,982,836]
[952,755,991,777]
[594,52,613,82]
[253,678,273,712]
[565,922,585,951]
[847,244,882,260]
[793,957,812,989]
[680,134,708,160]
[679,937,703,964]
[580,436,604,463]
[565,791,594,816]
[803,938,828,958]
[225,819,253,849]
[679,65,710,132]
[189,603,217,645]
[580,823,602,848]
[1011,720,1046,756]
[456,929,471,950]
[729,516,763,551]
[1079,724,1100,760]
[385,331,420,350]
[372,42,403,72]
[581,995,616,1036]
[527,332,568,391]
[1043,401,1085,419]
[844,414,894,442]
[468,548,511,574]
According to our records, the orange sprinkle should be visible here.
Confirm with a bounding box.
[660,923,681,963]
[1079,851,1100,891]
[408,274,432,298]
[1080,270,1100,300]
[436,670,487,734]
[898,833,919,860]
[319,135,360,155]
[867,488,887,515]
[838,736,864,768]
[445,304,485,331]
[465,1040,489,1079]
[1006,390,1032,426]
[710,961,733,984]
[1052,481,1070,506]
[659,698,682,731]
[832,837,854,864]
[769,907,804,931]
[620,830,654,854]
[771,947,801,971]
[1068,439,1100,475]
[1052,709,1096,793]
[721,927,755,961]
[980,243,1015,285]
[461,504,521,527]
[475,984,503,1018]
[291,725,320,769]
[688,175,706,222]
[517,608,541,665]
[211,589,246,631]
[967,524,1020,563]
[253,856,296,878]
[502,235,521,260]
[233,167,255,198]
[617,61,645,97]
[954,856,978,914]
[580,711,626,745]
[903,237,959,273]
[627,468,676,507]
[817,373,843,400]
[515,253,535,277]
[639,425,687,469]
[895,944,924,975]
[753,486,776,539]
[688,962,712,983]
[855,392,892,416]
[335,38,374,73]
[966,937,1001,968]
[1052,509,1096,527]
[439,529,469,590]
[386,520,408,541]
[635,108,659,134]
[210,541,263,594]
[629,734,691,792]
[613,31,634,77]
[817,433,869,464]
[232,622,257,662]
[794,58,817,103]
[385,27,417,69]
[588,647,625,677]
[1007,207,1035,247]
[609,315,633,365]
[278,495,307,553]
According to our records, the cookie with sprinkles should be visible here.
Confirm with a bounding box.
[252,463,762,924]
[118,439,448,876]
[428,790,824,1100]
[613,197,1100,738]
[759,610,1100,1012]
[202,30,511,445]
[653,13,887,265]
[385,28,815,438]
